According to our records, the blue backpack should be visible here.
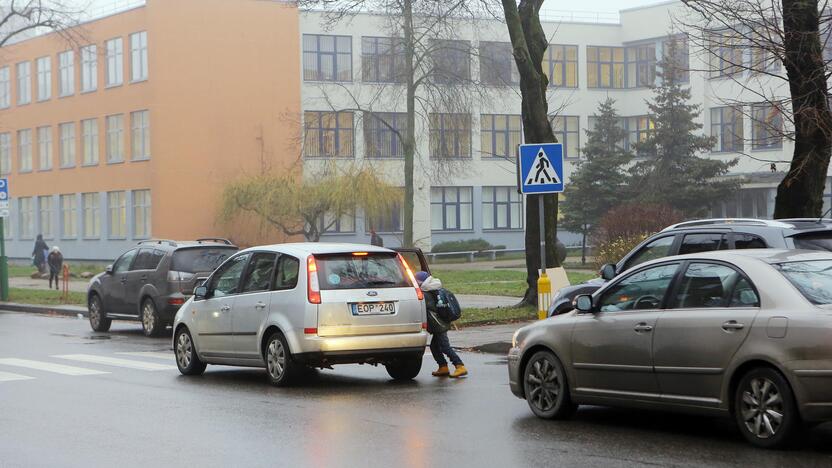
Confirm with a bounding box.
[436,288,462,322]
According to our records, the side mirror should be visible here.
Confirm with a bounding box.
[574,294,594,313]
[105,264,114,274]
[600,263,616,281]
[194,285,208,300]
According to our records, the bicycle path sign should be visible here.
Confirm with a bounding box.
[518,143,564,194]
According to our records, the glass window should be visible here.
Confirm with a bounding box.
[479,41,519,85]
[80,45,97,92]
[482,186,523,230]
[0,66,9,108]
[480,114,521,160]
[551,116,580,159]
[132,189,151,238]
[432,39,471,84]
[430,186,473,231]
[625,115,655,155]
[670,262,747,309]
[598,263,679,312]
[108,191,126,239]
[321,211,355,234]
[106,37,124,86]
[132,248,164,271]
[37,56,51,101]
[82,192,100,238]
[711,106,744,152]
[131,110,150,160]
[730,277,760,307]
[709,30,744,78]
[113,249,137,274]
[544,44,578,88]
[623,235,675,271]
[662,35,689,83]
[37,126,52,170]
[39,196,54,239]
[60,194,77,238]
[776,260,832,305]
[130,31,148,81]
[366,199,403,233]
[0,133,9,175]
[314,252,410,290]
[361,36,405,83]
[172,247,237,273]
[304,111,353,158]
[587,46,625,89]
[106,114,124,163]
[734,233,767,249]
[210,253,251,297]
[430,113,471,158]
[792,233,832,252]
[678,233,728,255]
[274,255,300,290]
[751,104,783,150]
[59,122,76,168]
[81,118,99,165]
[19,197,34,239]
[16,61,31,105]
[750,31,779,73]
[58,50,74,96]
[17,129,32,173]
[242,252,277,293]
[625,43,656,88]
[363,112,407,158]
[303,34,352,82]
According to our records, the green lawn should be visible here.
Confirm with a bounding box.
[456,305,537,326]
[9,263,106,278]
[7,287,86,306]
[433,269,596,297]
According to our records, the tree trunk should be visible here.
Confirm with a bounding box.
[503,0,560,307]
[774,0,832,218]
[581,229,586,265]
[402,0,416,247]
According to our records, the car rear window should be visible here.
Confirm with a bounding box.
[315,252,411,290]
[792,233,832,252]
[776,260,832,305]
[172,247,237,273]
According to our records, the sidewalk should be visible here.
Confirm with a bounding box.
[9,276,89,293]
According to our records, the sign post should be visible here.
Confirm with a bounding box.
[0,178,9,301]
[518,144,564,320]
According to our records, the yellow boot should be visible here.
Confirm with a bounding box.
[449,364,468,378]
[432,365,450,377]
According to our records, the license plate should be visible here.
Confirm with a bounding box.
[350,302,396,316]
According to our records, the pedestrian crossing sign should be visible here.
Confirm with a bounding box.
[518,143,564,194]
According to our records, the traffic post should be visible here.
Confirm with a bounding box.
[518,143,564,320]
[0,178,8,301]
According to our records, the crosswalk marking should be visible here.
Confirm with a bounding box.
[115,352,173,361]
[54,354,177,371]
[0,370,35,382]
[0,358,109,376]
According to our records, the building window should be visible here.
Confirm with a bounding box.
[16,61,31,105]
[430,113,471,158]
[303,111,354,158]
[626,44,656,88]
[39,196,54,239]
[130,31,148,82]
[0,67,9,108]
[19,197,34,240]
[108,191,127,239]
[662,35,689,83]
[432,40,471,84]
[60,194,77,239]
[106,114,124,163]
[363,112,407,158]
[106,37,123,86]
[321,211,355,234]
[366,200,403,233]
[82,192,100,238]
[58,50,74,96]
[711,106,744,152]
[0,133,10,175]
[752,104,783,150]
[544,44,578,88]
[480,114,521,160]
[626,115,655,154]
[59,122,76,168]
[37,126,52,171]
[431,187,473,231]
[130,110,150,160]
[709,30,744,78]
[479,41,519,86]
[551,116,580,159]
[36,56,51,101]
[482,186,523,230]
[587,46,625,89]
[80,45,97,92]
[712,188,772,219]
[302,34,352,82]
[361,36,405,83]
[133,189,151,238]
[17,129,32,173]
[81,119,99,165]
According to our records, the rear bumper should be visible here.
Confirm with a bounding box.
[296,331,428,354]
[294,346,425,366]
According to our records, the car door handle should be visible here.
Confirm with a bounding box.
[634,323,653,333]
[220,305,231,312]
[255,302,267,309]
[119,277,127,284]
[722,320,745,331]
[140,275,147,281]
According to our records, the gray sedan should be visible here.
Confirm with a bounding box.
[508,249,832,448]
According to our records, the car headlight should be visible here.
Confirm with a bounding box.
[512,329,521,348]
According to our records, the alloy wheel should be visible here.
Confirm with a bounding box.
[267,339,286,380]
[740,377,785,440]
[89,298,101,327]
[527,356,560,413]
[142,302,155,332]
[176,332,193,369]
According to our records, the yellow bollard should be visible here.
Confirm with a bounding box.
[537,271,551,320]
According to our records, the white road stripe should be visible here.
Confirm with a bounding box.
[0,358,109,376]
[0,370,35,382]
[54,354,177,371]
[115,352,174,361]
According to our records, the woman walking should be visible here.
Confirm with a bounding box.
[32,234,49,274]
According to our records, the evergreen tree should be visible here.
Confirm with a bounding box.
[561,98,633,263]
[630,41,739,217]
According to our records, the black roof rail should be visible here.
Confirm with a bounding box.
[195,237,235,245]
[137,239,178,247]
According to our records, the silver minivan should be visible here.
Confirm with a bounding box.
[172,243,429,385]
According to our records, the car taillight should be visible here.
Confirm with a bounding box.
[398,253,423,301]
[168,298,185,306]
[421,322,427,330]
[307,255,321,304]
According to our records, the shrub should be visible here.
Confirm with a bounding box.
[594,233,649,270]
[431,239,505,253]
[594,202,684,246]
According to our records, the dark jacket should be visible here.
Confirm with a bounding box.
[421,277,448,334]
[33,238,48,264]
[370,232,384,247]
[48,251,64,274]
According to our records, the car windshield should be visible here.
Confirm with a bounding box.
[776,260,832,305]
[315,252,411,290]
[171,247,237,273]
[792,232,832,252]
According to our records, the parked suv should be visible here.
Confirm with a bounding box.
[87,238,239,336]
[172,243,431,386]
[550,218,832,316]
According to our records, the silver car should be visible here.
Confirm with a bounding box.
[173,243,428,385]
[508,249,832,448]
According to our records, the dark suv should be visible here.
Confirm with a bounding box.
[550,218,832,316]
[88,239,239,336]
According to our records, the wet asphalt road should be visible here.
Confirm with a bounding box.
[2,311,832,468]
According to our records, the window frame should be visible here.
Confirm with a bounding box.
[105,37,124,87]
[302,34,353,82]
[479,41,519,86]
[17,128,32,173]
[16,61,31,105]
[0,66,9,108]
[273,254,301,291]
[480,114,521,160]
[551,115,580,159]
[37,126,52,171]
[304,110,354,159]
[620,234,678,273]
[482,186,523,231]
[80,44,97,93]
[596,261,682,313]
[361,36,405,84]
[207,252,253,298]
[431,39,471,84]
[36,56,51,101]
[587,45,625,89]
[58,50,74,97]
[429,113,471,159]
[430,186,473,232]
[130,31,148,82]
[81,118,99,166]
[665,260,761,310]
[751,103,783,151]
[240,251,279,294]
[710,106,744,153]
[363,112,407,159]
[544,44,578,88]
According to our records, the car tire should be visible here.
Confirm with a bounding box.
[385,355,423,381]
[734,367,800,449]
[523,350,577,420]
[88,294,112,332]
[174,326,206,376]
[264,332,299,387]
[140,298,164,337]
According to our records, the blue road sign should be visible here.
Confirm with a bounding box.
[518,143,564,194]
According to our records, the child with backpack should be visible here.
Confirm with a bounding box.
[414,271,467,378]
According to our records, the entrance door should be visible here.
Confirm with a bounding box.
[193,253,250,357]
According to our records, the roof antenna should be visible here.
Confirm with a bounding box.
[818,206,832,223]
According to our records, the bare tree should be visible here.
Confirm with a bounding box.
[680,0,832,218]
[0,0,83,47]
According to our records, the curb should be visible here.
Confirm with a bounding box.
[0,302,87,318]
